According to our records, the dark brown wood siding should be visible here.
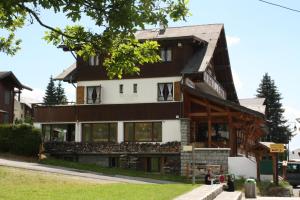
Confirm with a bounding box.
[0,81,15,123]
[34,102,182,123]
[75,40,197,81]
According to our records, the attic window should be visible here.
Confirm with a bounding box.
[89,55,100,66]
[160,48,172,62]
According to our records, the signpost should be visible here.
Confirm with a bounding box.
[269,144,285,185]
[270,144,285,153]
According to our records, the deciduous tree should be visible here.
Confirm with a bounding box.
[0,0,189,78]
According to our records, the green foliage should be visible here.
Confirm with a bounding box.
[44,76,68,105]
[0,4,25,55]
[0,124,41,156]
[1,0,189,78]
[256,73,291,143]
[56,81,68,104]
[44,75,57,105]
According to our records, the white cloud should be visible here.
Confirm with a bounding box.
[21,88,45,104]
[226,36,241,47]
[232,69,243,92]
[63,83,76,102]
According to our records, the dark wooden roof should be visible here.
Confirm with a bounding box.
[0,71,32,90]
[57,24,239,102]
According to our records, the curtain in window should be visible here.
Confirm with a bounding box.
[95,55,99,66]
[166,48,172,61]
[167,83,173,100]
[158,84,164,100]
[160,49,166,61]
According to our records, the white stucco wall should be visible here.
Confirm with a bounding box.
[228,156,257,179]
[77,76,182,104]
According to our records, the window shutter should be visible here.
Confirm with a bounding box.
[76,86,85,104]
[174,81,181,101]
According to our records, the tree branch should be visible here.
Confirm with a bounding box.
[18,3,77,40]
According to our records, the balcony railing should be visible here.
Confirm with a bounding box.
[203,71,227,99]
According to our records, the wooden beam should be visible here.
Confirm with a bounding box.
[183,92,191,117]
[207,103,212,148]
[190,97,226,112]
[227,109,236,156]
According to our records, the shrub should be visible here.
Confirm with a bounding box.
[0,124,41,156]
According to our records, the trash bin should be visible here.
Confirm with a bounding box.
[244,179,257,198]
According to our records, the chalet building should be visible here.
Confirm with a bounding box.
[33,24,266,174]
[0,71,31,124]
[14,98,34,123]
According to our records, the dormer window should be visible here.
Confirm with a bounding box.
[87,86,101,104]
[160,47,172,62]
[158,83,173,101]
[89,55,100,66]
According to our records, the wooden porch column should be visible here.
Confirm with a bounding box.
[255,154,262,182]
[160,157,165,174]
[227,110,235,156]
[183,92,191,117]
[191,121,196,143]
[207,104,212,148]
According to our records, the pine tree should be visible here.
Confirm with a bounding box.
[256,73,291,143]
[56,81,68,104]
[43,76,57,105]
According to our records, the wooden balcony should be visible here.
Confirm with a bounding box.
[33,102,182,123]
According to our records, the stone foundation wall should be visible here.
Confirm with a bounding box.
[180,148,230,176]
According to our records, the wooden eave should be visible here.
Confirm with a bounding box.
[182,85,265,119]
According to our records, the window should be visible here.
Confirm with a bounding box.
[119,84,123,94]
[124,122,162,142]
[158,83,173,101]
[87,86,101,104]
[42,124,75,142]
[133,84,137,93]
[82,123,117,142]
[160,47,172,62]
[89,55,100,66]
[4,90,11,105]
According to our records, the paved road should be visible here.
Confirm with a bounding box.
[0,158,173,184]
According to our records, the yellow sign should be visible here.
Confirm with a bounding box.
[270,144,285,153]
[182,145,193,152]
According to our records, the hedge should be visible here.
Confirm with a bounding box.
[0,124,41,156]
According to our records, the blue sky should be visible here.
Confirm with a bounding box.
[1,0,300,150]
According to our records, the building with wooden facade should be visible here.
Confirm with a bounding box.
[33,24,266,174]
[0,71,31,124]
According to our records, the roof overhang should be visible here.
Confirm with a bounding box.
[0,71,32,91]
[182,84,265,119]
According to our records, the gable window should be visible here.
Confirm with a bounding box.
[82,123,117,142]
[124,122,162,142]
[160,47,172,62]
[89,55,100,66]
[4,90,11,105]
[158,83,173,101]
[87,86,101,104]
[119,84,124,94]
[133,84,137,93]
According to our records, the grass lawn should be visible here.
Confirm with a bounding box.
[0,166,197,200]
[39,158,191,183]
